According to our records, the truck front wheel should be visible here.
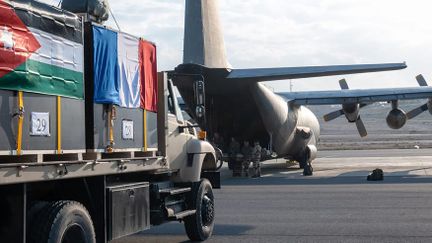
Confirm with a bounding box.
[184,179,215,241]
[28,201,96,243]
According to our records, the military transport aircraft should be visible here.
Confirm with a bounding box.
[170,0,432,176]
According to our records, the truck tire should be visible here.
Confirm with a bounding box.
[28,200,96,243]
[184,179,215,241]
[27,201,49,226]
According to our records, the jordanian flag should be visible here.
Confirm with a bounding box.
[0,0,84,99]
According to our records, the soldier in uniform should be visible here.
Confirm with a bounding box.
[251,141,262,178]
[241,141,252,177]
[229,137,241,176]
[212,132,224,151]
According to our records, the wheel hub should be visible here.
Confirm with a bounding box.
[201,194,214,226]
[61,224,86,243]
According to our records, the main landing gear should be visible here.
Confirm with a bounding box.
[299,153,313,176]
[303,162,313,176]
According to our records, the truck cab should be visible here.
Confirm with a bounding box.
[163,75,218,184]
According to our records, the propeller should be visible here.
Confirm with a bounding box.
[407,104,429,119]
[406,75,431,119]
[322,79,368,137]
[323,103,368,122]
[323,79,350,122]
[416,74,428,87]
[339,78,350,90]
[355,116,368,137]
[323,109,344,122]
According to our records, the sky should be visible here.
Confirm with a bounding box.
[41,0,432,92]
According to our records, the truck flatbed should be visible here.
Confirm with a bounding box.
[0,155,165,185]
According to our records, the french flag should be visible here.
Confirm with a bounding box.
[92,26,158,112]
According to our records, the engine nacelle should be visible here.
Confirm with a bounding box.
[386,108,407,129]
[342,103,360,122]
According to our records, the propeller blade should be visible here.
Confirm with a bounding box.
[407,103,429,119]
[355,116,368,137]
[323,109,344,122]
[416,75,428,87]
[339,79,349,90]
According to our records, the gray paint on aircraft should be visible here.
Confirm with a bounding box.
[183,0,229,68]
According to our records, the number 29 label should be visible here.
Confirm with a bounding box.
[122,120,134,140]
[31,112,50,136]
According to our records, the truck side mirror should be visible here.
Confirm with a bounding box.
[193,80,205,119]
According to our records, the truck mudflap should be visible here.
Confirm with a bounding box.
[201,171,221,189]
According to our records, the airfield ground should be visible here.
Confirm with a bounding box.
[115,148,432,243]
[114,103,432,242]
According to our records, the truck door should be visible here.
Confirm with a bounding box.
[166,80,189,170]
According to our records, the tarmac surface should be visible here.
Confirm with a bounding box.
[114,149,432,243]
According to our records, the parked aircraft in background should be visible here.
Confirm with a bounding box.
[171,0,432,175]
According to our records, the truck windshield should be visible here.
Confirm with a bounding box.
[168,80,184,122]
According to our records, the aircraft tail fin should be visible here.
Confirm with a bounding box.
[183,0,229,68]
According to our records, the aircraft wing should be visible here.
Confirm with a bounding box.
[278,87,432,105]
[227,63,407,81]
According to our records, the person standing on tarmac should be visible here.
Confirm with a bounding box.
[229,137,241,176]
[213,132,224,151]
[241,141,252,177]
[252,141,262,178]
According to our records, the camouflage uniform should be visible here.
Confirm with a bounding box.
[251,142,262,178]
[241,141,252,177]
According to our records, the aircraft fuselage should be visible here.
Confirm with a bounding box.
[172,65,320,162]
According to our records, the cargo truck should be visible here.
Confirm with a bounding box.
[0,1,220,242]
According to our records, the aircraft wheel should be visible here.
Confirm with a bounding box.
[299,160,307,169]
[303,164,313,176]
[184,179,215,241]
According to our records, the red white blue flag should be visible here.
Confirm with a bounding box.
[92,26,158,111]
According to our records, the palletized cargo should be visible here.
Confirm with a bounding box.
[85,104,158,152]
[0,1,159,157]
[84,22,158,153]
[0,0,86,157]
[0,90,85,155]
[0,1,220,243]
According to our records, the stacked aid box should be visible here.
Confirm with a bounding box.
[0,1,158,159]
[84,23,159,154]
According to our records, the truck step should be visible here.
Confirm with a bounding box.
[159,187,191,196]
[172,210,196,220]
[165,199,185,207]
